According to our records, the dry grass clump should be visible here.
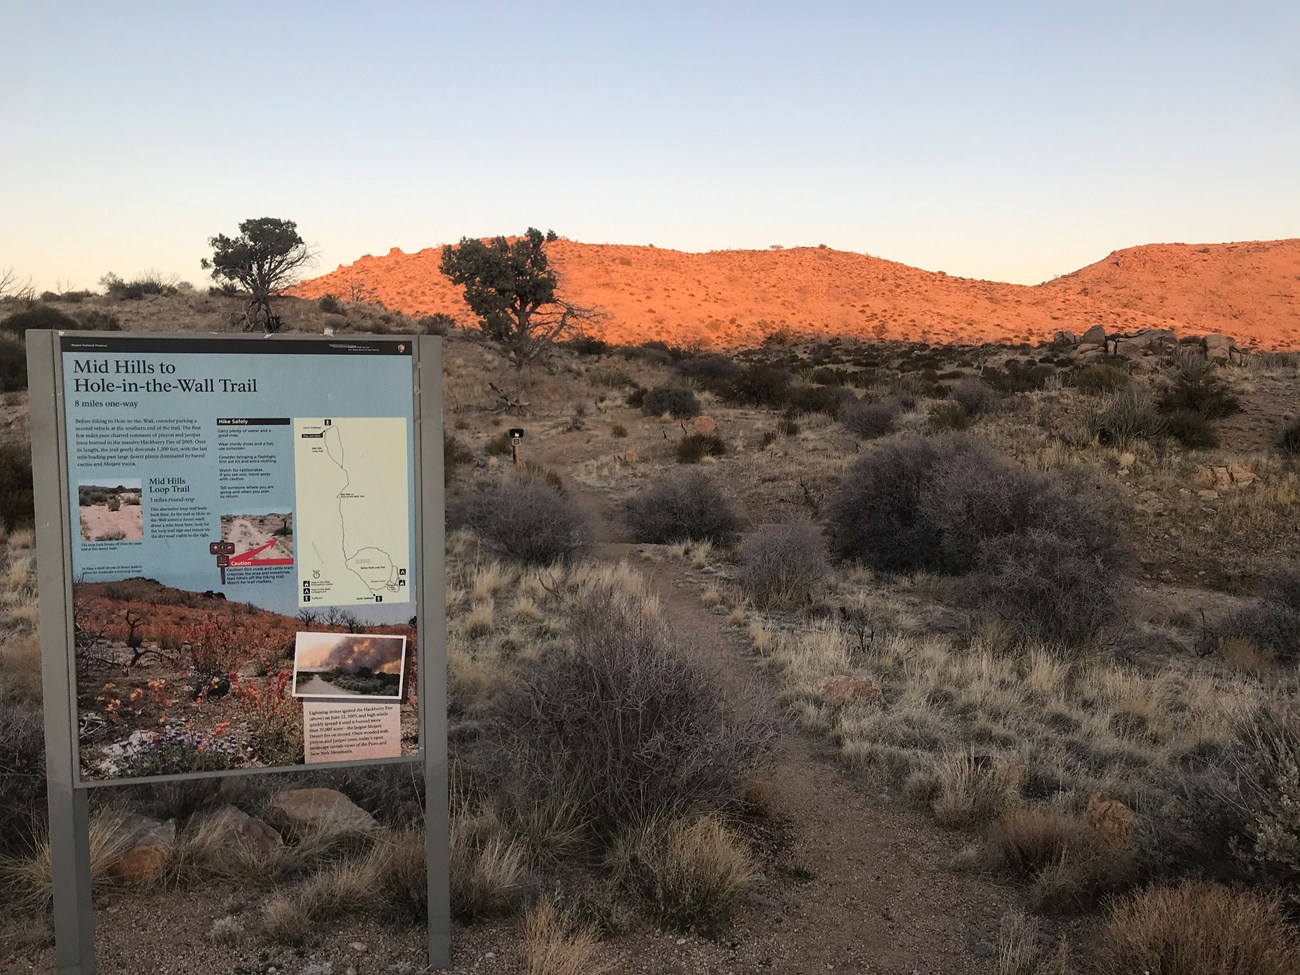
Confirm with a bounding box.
[905,751,1026,829]
[625,469,741,545]
[983,805,1091,878]
[610,813,754,934]
[739,517,828,609]
[1096,880,1300,975]
[522,897,616,975]
[0,811,131,908]
[451,473,594,565]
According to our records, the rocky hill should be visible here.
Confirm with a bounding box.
[292,238,1300,350]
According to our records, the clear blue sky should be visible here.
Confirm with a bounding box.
[3,1,1297,291]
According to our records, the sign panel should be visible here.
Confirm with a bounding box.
[59,334,420,782]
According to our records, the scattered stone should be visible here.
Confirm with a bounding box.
[812,673,884,708]
[1204,333,1237,361]
[690,415,718,435]
[972,940,997,959]
[622,450,640,464]
[1193,465,1256,491]
[191,804,284,859]
[110,812,176,886]
[1052,330,1077,347]
[1075,342,1103,355]
[264,788,377,836]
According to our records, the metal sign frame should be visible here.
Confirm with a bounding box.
[27,331,450,974]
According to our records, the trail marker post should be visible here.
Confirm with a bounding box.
[509,427,525,468]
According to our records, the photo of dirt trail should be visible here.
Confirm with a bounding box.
[77,481,143,541]
[220,512,294,561]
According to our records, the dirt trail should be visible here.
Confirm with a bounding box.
[548,447,1019,974]
[295,673,362,696]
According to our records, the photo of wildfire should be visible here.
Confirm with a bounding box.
[292,632,406,700]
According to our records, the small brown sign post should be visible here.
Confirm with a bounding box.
[509,427,525,467]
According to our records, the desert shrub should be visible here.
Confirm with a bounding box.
[739,518,828,609]
[982,360,1054,393]
[949,377,1000,415]
[830,436,944,571]
[775,417,799,437]
[642,386,701,420]
[610,813,754,934]
[970,527,1132,645]
[1096,880,1300,975]
[100,271,174,300]
[0,443,35,530]
[620,341,675,365]
[116,727,238,778]
[417,313,457,335]
[676,433,726,464]
[1163,409,1218,449]
[719,364,791,409]
[443,433,474,476]
[1158,353,1241,419]
[451,476,593,565]
[0,335,26,391]
[485,430,514,457]
[838,397,900,439]
[1073,363,1131,394]
[497,588,775,839]
[1215,581,1300,664]
[317,294,343,314]
[983,805,1090,879]
[0,700,45,857]
[1086,387,1167,445]
[927,401,971,431]
[625,387,646,409]
[1227,700,1300,900]
[558,335,607,356]
[675,355,739,385]
[71,308,122,332]
[784,383,851,418]
[625,470,740,545]
[0,304,78,336]
[1279,418,1300,456]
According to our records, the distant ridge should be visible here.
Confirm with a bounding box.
[292,238,1300,350]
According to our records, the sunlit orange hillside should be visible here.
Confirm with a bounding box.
[292,238,1300,350]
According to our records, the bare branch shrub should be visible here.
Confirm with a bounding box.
[838,397,902,439]
[625,470,740,545]
[451,474,594,565]
[642,386,701,420]
[739,518,828,609]
[494,587,775,841]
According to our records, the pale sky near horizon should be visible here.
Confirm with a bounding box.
[3,1,1298,292]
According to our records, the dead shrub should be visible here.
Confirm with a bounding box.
[451,474,594,565]
[625,470,741,545]
[495,587,775,841]
[739,518,828,609]
[1096,880,1300,975]
[984,805,1090,878]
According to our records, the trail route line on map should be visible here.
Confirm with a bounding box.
[294,417,410,607]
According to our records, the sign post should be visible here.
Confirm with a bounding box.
[27,331,450,973]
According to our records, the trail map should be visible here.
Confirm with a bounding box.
[294,417,410,607]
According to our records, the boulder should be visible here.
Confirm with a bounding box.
[1204,333,1236,361]
[1080,325,1107,346]
[1074,342,1103,355]
[812,673,884,708]
[1193,465,1256,491]
[111,812,176,886]
[1052,330,1077,348]
[192,804,283,859]
[265,788,377,836]
[690,415,718,435]
[1086,793,1139,850]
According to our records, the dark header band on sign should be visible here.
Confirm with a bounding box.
[59,334,414,356]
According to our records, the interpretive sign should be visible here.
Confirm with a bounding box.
[28,332,450,973]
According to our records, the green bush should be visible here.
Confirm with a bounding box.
[0,335,26,392]
[626,470,740,545]
[1228,701,1300,904]
[72,308,122,332]
[100,271,175,300]
[838,397,901,439]
[676,433,726,464]
[1164,408,1218,449]
[1086,387,1167,445]
[558,335,608,356]
[784,384,851,418]
[317,294,344,314]
[718,364,792,409]
[949,377,1000,416]
[1158,353,1240,419]
[642,386,701,420]
[674,355,739,385]
[927,401,971,431]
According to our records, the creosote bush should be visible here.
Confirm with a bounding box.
[642,386,701,420]
[1073,363,1131,394]
[838,397,901,439]
[831,433,1129,644]
[739,518,828,609]
[495,587,774,840]
[451,474,594,565]
[626,470,740,545]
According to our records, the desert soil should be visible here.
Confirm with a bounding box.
[78,500,143,541]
